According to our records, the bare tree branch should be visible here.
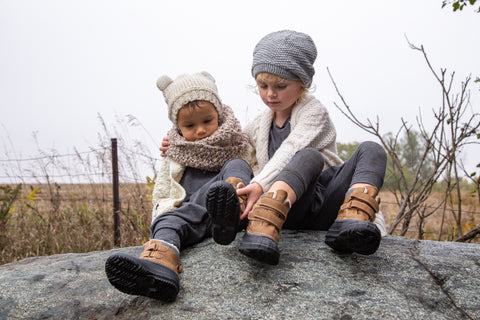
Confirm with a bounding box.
[330,38,480,240]
[455,225,480,242]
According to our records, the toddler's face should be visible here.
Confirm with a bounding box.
[177,101,219,141]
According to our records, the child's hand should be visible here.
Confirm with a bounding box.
[159,131,170,157]
[237,182,263,220]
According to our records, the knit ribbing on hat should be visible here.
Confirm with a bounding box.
[166,105,248,172]
[171,90,223,124]
[157,72,223,124]
[251,30,317,88]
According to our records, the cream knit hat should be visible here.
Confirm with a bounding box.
[156,71,223,124]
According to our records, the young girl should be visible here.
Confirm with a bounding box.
[105,71,254,301]
[207,30,387,265]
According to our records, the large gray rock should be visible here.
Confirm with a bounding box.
[0,231,479,320]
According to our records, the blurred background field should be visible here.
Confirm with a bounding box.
[0,119,158,265]
[1,136,478,265]
[0,182,152,265]
[1,181,478,266]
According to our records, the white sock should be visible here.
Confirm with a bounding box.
[159,240,180,256]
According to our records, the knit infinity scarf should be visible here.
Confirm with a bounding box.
[167,105,248,172]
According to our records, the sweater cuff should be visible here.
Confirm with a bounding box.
[250,177,270,194]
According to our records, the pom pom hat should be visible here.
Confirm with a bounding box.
[157,71,223,124]
[251,30,317,88]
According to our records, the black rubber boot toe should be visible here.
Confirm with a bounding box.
[206,181,240,245]
[325,219,381,255]
[105,252,179,302]
[239,232,280,265]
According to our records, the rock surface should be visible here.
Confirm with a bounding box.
[1,231,479,320]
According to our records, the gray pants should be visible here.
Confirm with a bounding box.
[151,141,386,251]
[151,158,253,250]
[279,141,386,230]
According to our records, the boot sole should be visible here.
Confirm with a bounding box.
[206,181,239,245]
[239,232,280,265]
[105,252,179,301]
[325,219,381,255]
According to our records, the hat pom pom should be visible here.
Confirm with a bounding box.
[200,71,215,83]
[156,75,173,91]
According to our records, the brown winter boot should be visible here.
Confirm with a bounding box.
[207,177,247,245]
[139,240,182,274]
[325,186,381,255]
[226,177,247,213]
[105,239,182,301]
[239,190,291,265]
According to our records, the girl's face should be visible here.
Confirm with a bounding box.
[177,101,219,141]
[256,75,304,116]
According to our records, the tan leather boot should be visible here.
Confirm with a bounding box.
[225,177,247,214]
[325,186,381,255]
[140,240,183,274]
[105,239,181,301]
[239,190,291,265]
[337,185,379,222]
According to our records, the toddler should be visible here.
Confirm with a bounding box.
[105,71,253,301]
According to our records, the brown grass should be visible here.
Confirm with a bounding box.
[0,183,152,265]
[0,114,161,265]
[379,190,480,242]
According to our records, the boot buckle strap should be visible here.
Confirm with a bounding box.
[248,209,285,229]
[268,191,291,208]
[256,197,290,216]
[349,191,379,212]
[140,240,183,274]
[340,199,376,221]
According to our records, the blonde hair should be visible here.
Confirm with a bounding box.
[254,72,308,101]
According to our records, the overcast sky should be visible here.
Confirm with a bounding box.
[1,0,479,175]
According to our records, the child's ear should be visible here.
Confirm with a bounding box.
[156,75,173,91]
[199,71,215,83]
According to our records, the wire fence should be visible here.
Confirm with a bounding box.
[0,138,160,250]
[1,141,479,217]
[0,139,162,185]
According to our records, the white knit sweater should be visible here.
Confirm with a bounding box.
[244,94,343,191]
[151,157,187,222]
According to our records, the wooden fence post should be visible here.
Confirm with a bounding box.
[111,138,121,247]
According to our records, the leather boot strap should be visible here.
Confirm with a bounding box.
[247,190,290,242]
[140,240,182,274]
[338,187,379,222]
[249,197,288,230]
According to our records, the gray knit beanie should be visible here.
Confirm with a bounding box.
[156,71,223,124]
[251,30,317,88]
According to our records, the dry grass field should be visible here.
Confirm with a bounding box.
[380,190,479,241]
[0,183,153,265]
[1,182,478,265]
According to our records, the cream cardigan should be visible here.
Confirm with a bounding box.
[244,94,343,191]
[151,158,186,222]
